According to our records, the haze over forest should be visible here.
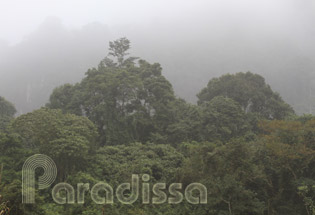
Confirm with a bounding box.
[0,0,314,114]
[2,1,315,214]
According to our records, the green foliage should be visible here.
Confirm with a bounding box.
[0,96,16,130]
[1,38,314,215]
[47,83,83,115]
[11,108,98,179]
[0,97,16,117]
[166,96,251,144]
[104,37,138,67]
[197,72,295,120]
[200,96,249,141]
[0,179,45,215]
[165,99,204,144]
[298,185,315,215]
[257,118,315,214]
[89,142,183,184]
[0,200,10,215]
[178,140,266,215]
[47,39,177,145]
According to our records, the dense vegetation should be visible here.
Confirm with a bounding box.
[0,38,314,215]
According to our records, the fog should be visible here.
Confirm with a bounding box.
[0,0,314,114]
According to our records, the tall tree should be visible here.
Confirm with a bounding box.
[257,118,315,214]
[197,72,295,120]
[200,96,249,141]
[178,140,266,215]
[11,108,98,179]
[47,38,177,145]
[101,37,138,67]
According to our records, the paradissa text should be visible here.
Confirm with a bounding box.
[22,154,207,205]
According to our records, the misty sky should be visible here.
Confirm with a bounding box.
[0,0,315,114]
[1,0,314,45]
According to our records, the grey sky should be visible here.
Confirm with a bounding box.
[1,0,314,45]
[0,0,314,114]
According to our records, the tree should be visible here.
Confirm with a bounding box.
[0,96,16,130]
[165,99,204,145]
[47,38,177,145]
[101,37,138,67]
[11,108,98,179]
[197,72,295,120]
[200,96,249,141]
[178,140,266,215]
[89,142,183,184]
[46,83,83,115]
[257,118,315,214]
[166,96,251,144]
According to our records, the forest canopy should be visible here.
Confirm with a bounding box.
[0,38,314,215]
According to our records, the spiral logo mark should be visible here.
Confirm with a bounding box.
[22,154,57,204]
